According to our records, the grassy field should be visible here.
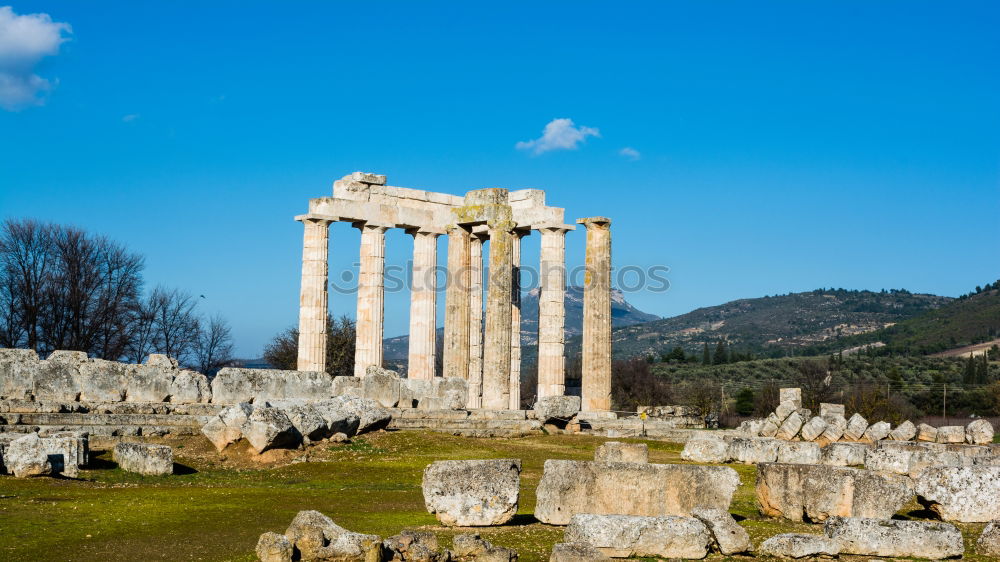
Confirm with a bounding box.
[0,430,992,561]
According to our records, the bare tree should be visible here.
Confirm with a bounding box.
[194,314,234,375]
[148,286,200,365]
[0,219,52,350]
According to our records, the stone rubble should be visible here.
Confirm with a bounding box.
[758,533,841,559]
[690,506,752,555]
[421,459,521,526]
[823,516,964,559]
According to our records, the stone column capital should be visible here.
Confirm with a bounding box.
[405,227,444,238]
[296,215,335,227]
[576,216,612,229]
[353,221,391,233]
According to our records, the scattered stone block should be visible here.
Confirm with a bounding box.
[6,433,51,477]
[736,418,766,436]
[284,510,383,561]
[113,442,172,475]
[549,542,610,562]
[758,533,840,559]
[274,402,328,444]
[534,395,580,423]
[451,533,516,561]
[888,420,916,441]
[756,462,913,522]
[774,400,797,422]
[681,437,729,463]
[819,414,846,443]
[820,442,869,466]
[818,403,844,417]
[563,514,711,559]
[727,437,779,464]
[967,419,995,445]
[798,416,828,441]
[320,396,390,434]
[977,520,1000,556]
[759,419,780,438]
[383,530,440,562]
[534,460,739,525]
[862,420,891,442]
[201,416,240,452]
[775,411,804,440]
[917,423,938,442]
[776,441,821,464]
[843,413,868,441]
[422,459,521,526]
[691,506,751,555]
[915,466,1000,522]
[594,441,647,463]
[779,388,801,408]
[936,425,965,444]
[255,532,293,562]
[823,516,963,559]
[242,407,299,453]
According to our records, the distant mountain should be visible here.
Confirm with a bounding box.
[587,288,952,359]
[384,286,660,361]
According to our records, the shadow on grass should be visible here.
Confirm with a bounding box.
[86,451,118,470]
[173,463,197,475]
[507,514,539,526]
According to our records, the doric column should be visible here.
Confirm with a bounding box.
[296,217,333,372]
[354,222,388,377]
[578,217,612,411]
[443,225,471,380]
[508,230,527,409]
[467,233,485,408]
[407,230,439,380]
[482,221,515,410]
[537,226,568,398]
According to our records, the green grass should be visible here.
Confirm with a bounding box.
[0,431,992,561]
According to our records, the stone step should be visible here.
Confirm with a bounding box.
[13,412,212,427]
[0,424,202,436]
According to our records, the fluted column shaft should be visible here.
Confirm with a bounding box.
[297,218,332,372]
[467,234,485,408]
[537,227,567,397]
[407,231,439,380]
[354,223,387,377]
[443,226,471,380]
[508,231,526,409]
[482,223,514,410]
[579,217,612,411]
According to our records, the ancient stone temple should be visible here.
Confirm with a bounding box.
[295,172,612,410]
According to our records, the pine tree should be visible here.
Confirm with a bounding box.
[702,343,711,365]
[964,354,977,384]
[714,340,728,365]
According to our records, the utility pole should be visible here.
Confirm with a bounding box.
[942,384,947,424]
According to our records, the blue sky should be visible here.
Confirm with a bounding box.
[1,1,998,356]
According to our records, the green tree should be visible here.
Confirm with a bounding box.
[965,354,977,385]
[713,340,728,365]
[702,342,711,365]
[263,315,356,376]
[735,387,755,416]
[666,346,686,362]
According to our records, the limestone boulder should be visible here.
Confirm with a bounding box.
[691,506,751,555]
[201,416,240,452]
[779,387,802,407]
[776,441,821,464]
[5,433,52,477]
[39,434,83,477]
[320,396,390,434]
[917,423,938,442]
[534,460,739,525]
[680,437,729,463]
[421,459,520,526]
[914,465,1000,522]
[256,532,293,562]
[362,366,401,407]
[383,530,440,562]
[168,370,211,404]
[256,369,336,404]
[820,442,869,467]
[549,542,610,562]
[243,406,300,453]
[756,462,913,522]
[798,416,828,441]
[775,411,804,440]
[210,368,256,404]
[864,447,912,475]
[113,442,173,475]
[563,514,711,559]
[862,420,891,442]
[888,420,916,441]
[823,516,963,559]
[451,533,517,561]
[595,441,648,463]
[967,419,995,445]
[126,364,173,402]
[977,520,1000,556]
[736,418,766,437]
[936,425,965,444]
[533,395,581,423]
[77,359,127,402]
[819,414,847,443]
[774,400,797,422]
[819,403,845,417]
[758,534,840,559]
[33,355,83,401]
[727,437,779,464]
[843,413,868,441]
[284,510,383,561]
[270,402,329,444]
[0,348,39,400]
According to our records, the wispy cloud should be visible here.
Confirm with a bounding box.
[516,118,600,155]
[0,6,72,111]
[619,147,641,161]
[122,113,139,123]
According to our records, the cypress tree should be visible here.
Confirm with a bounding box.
[702,343,711,365]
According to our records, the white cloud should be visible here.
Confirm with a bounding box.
[516,118,600,155]
[619,147,641,161]
[0,6,71,110]
[122,113,139,123]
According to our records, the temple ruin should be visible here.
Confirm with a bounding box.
[294,172,613,410]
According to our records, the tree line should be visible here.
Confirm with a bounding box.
[0,219,234,374]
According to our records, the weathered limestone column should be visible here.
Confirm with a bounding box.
[578,217,612,411]
[407,230,439,380]
[443,226,471,380]
[537,226,568,398]
[354,223,388,377]
[467,233,485,408]
[296,217,333,372]
[482,222,515,410]
[508,231,527,409]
